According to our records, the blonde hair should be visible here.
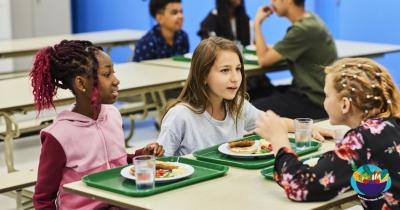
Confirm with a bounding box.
[162,37,247,125]
[325,57,400,119]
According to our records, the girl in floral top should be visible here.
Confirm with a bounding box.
[255,57,400,209]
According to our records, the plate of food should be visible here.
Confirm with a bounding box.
[218,139,274,158]
[120,160,195,184]
[243,53,258,62]
[245,45,256,52]
[183,52,193,59]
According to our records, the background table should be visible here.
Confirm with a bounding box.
[0,29,145,59]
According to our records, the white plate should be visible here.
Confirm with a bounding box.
[243,53,258,61]
[218,141,273,158]
[245,45,256,51]
[183,52,193,59]
[120,162,195,184]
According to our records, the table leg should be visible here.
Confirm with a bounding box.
[0,112,20,173]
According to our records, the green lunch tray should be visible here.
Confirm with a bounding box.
[82,156,229,197]
[172,55,258,65]
[243,49,256,55]
[260,154,323,180]
[192,135,321,169]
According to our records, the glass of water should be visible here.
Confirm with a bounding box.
[294,118,313,150]
[334,127,349,143]
[133,155,155,191]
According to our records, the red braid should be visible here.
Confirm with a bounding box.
[30,47,57,113]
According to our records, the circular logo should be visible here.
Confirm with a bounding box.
[350,164,391,198]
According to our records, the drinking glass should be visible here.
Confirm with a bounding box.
[294,118,313,150]
[133,155,155,191]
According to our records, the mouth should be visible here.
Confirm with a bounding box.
[227,87,238,91]
[112,88,119,97]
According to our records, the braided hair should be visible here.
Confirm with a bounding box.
[30,40,103,117]
[325,57,400,119]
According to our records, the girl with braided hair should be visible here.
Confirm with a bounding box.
[31,40,164,210]
[255,58,400,209]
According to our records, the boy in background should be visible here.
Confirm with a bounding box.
[133,0,189,62]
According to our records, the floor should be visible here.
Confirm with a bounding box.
[0,113,160,210]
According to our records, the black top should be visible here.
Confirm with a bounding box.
[198,9,250,46]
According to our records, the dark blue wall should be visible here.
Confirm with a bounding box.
[72,0,399,84]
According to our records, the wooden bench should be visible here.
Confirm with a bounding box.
[0,170,37,210]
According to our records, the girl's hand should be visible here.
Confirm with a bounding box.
[255,110,291,156]
[143,143,165,157]
[254,5,274,25]
[311,126,335,142]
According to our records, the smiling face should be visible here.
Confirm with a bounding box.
[95,51,120,104]
[156,3,184,32]
[323,74,346,125]
[205,50,242,103]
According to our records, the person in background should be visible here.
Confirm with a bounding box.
[198,0,273,106]
[198,0,252,48]
[31,40,164,209]
[133,0,189,62]
[253,0,338,119]
[256,58,400,209]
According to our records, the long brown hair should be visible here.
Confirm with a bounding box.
[162,36,247,125]
[325,57,400,119]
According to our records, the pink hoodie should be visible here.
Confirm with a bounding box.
[34,104,127,210]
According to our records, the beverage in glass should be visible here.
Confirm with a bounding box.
[294,118,313,149]
[133,155,155,191]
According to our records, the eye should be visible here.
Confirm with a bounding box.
[236,67,241,71]
[102,71,111,78]
[220,68,229,73]
[171,10,178,15]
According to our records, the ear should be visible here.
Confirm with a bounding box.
[341,97,351,115]
[73,75,88,93]
[155,12,163,24]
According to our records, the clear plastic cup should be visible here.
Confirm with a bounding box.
[133,155,155,191]
[294,118,313,150]
[334,127,349,143]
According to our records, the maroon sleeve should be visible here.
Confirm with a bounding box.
[126,148,145,164]
[33,132,66,210]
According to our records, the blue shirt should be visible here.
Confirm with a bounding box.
[133,25,189,62]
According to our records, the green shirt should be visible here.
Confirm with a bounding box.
[274,13,337,106]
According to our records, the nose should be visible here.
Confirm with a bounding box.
[113,76,120,86]
[230,69,241,83]
[179,12,184,21]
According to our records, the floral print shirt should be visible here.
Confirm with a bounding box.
[133,24,189,62]
[273,117,400,210]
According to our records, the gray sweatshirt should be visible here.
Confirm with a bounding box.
[157,100,262,156]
